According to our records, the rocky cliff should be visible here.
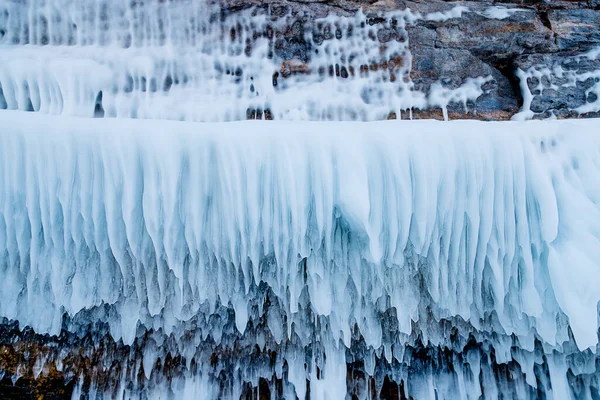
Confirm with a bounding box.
[1,0,599,121]
[221,0,600,120]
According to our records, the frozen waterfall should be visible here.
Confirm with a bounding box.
[1,112,600,398]
[1,0,600,399]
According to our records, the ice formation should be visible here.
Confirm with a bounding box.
[514,46,600,120]
[1,111,600,398]
[1,0,600,399]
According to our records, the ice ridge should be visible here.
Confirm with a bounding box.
[1,112,599,353]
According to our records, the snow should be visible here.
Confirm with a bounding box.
[478,6,526,20]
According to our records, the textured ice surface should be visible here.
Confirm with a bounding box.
[1,111,600,398]
[1,0,600,398]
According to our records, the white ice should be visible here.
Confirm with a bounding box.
[1,1,600,398]
[1,111,600,355]
[477,6,526,20]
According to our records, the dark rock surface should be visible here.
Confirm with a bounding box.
[222,0,600,120]
[2,314,599,399]
[512,51,600,118]
[550,9,600,51]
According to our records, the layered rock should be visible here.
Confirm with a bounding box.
[222,0,600,120]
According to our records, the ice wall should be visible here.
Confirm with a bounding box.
[2,0,600,398]
[1,111,600,398]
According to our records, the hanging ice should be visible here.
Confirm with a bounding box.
[1,110,600,398]
[1,0,600,398]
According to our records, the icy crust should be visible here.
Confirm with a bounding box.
[0,0,489,121]
[1,112,600,351]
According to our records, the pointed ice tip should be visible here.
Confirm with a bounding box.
[369,238,383,263]
[571,322,599,353]
[236,319,248,335]
[234,302,249,335]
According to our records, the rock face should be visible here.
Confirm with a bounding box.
[1,0,598,121]
[223,0,600,120]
